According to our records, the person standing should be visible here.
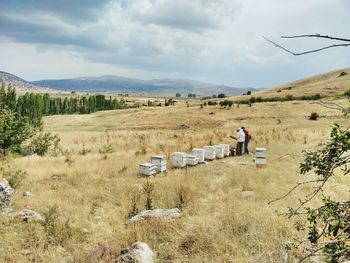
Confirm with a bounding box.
[242,127,251,155]
[236,128,245,156]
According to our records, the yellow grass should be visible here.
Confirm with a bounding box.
[231,67,350,100]
[1,99,349,262]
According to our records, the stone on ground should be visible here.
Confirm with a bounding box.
[0,179,14,208]
[241,191,255,198]
[128,208,181,223]
[115,242,154,263]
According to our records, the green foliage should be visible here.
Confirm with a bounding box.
[219,100,234,107]
[217,93,226,98]
[290,124,350,261]
[238,93,322,104]
[0,108,35,154]
[309,112,319,120]
[176,93,181,98]
[207,101,218,106]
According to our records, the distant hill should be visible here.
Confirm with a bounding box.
[32,75,255,96]
[233,67,350,100]
[0,71,53,93]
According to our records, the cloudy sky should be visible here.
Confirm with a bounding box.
[0,0,349,88]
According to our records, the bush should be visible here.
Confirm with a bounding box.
[22,132,60,156]
[0,109,34,154]
[309,112,319,120]
[41,205,81,246]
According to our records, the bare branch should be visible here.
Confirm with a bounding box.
[281,34,350,42]
[263,36,350,56]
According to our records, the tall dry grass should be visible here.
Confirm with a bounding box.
[1,99,349,262]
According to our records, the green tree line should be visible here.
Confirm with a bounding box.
[0,85,128,125]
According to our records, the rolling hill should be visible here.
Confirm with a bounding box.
[32,75,255,96]
[234,67,350,100]
[0,71,53,93]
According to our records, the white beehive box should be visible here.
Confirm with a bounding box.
[204,146,216,160]
[219,144,230,157]
[255,158,267,165]
[172,152,187,168]
[255,147,267,166]
[139,163,157,176]
[186,155,199,166]
[192,148,205,163]
[214,145,225,159]
[255,148,267,158]
[151,155,167,172]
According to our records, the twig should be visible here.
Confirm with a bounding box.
[281,34,350,42]
[263,36,350,56]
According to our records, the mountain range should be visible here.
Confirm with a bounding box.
[0,71,255,96]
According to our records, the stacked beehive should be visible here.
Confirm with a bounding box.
[186,155,199,166]
[151,155,167,172]
[214,145,225,159]
[192,148,205,163]
[255,148,267,167]
[172,152,187,168]
[219,144,230,157]
[204,146,216,160]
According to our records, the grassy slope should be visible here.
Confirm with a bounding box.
[232,67,350,100]
[1,99,349,262]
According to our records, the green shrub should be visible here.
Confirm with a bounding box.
[22,132,60,156]
[0,109,34,154]
[309,112,319,121]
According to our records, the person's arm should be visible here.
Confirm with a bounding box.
[230,135,237,140]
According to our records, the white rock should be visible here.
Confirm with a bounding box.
[23,191,33,197]
[115,242,154,263]
[241,191,255,198]
[21,249,32,256]
[0,179,13,208]
[7,209,45,222]
[128,208,181,223]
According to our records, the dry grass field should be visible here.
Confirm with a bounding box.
[1,98,349,262]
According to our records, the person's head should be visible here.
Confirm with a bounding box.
[236,129,240,132]
[241,127,245,130]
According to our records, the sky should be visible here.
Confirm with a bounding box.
[0,0,349,88]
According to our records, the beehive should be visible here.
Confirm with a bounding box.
[172,152,187,168]
[151,155,167,172]
[256,148,267,158]
[214,145,225,159]
[219,144,230,157]
[204,146,216,160]
[186,155,199,166]
[255,148,267,166]
[139,163,157,176]
[192,148,205,163]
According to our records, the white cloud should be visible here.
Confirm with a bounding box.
[0,0,349,87]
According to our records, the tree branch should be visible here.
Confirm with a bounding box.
[281,34,350,42]
[263,35,350,56]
